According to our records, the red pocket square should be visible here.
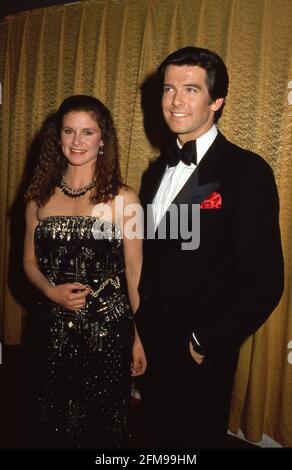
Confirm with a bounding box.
[200,191,222,209]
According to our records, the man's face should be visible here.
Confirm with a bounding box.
[162,64,223,144]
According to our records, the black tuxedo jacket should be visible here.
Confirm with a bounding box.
[136,132,284,359]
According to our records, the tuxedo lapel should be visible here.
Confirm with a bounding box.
[197,131,226,183]
[172,167,219,206]
[149,132,227,236]
[139,155,167,239]
[170,132,226,207]
[149,156,167,203]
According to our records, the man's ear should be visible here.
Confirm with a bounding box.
[211,97,224,112]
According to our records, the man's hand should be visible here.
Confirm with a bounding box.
[189,341,205,365]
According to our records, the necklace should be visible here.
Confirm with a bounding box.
[59,177,95,198]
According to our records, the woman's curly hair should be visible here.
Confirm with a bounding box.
[25,95,124,206]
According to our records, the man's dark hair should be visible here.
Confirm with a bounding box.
[157,46,229,122]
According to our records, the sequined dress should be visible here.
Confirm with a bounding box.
[33,216,134,448]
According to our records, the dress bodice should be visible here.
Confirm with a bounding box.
[34,215,124,288]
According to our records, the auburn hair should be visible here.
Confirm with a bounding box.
[25,95,124,206]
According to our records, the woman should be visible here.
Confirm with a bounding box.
[24,95,146,448]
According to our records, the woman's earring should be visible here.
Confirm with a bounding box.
[98,144,104,156]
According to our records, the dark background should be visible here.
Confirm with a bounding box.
[0,0,79,18]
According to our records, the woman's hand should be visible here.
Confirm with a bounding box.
[131,335,147,377]
[45,283,90,311]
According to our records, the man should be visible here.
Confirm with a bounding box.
[135,47,284,448]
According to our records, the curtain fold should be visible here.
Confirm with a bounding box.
[0,0,291,446]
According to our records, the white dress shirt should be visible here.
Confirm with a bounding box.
[152,125,218,229]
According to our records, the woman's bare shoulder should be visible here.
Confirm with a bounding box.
[117,186,140,205]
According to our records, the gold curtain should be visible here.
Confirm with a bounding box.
[0,0,291,446]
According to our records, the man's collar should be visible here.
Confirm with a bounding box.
[176,125,218,163]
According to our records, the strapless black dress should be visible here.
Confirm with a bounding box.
[33,216,134,448]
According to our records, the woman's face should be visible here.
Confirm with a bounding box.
[61,111,103,167]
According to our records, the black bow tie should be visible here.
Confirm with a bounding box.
[166,140,197,167]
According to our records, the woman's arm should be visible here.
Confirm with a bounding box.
[118,188,147,376]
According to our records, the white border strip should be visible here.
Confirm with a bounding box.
[228,429,282,448]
